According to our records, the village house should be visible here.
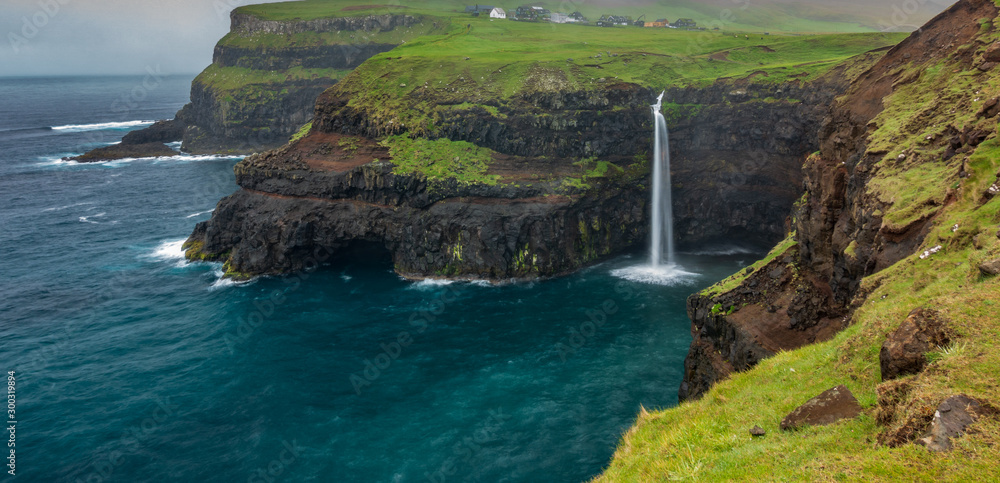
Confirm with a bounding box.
[645,19,669,28]
[490,7,506,19]
[550,11,587,24]
[464,5,495,16]
[514,5,551,21]
[596,15,632,27]
[674,18,697,28]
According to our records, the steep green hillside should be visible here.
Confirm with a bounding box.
[599,0,1000,480]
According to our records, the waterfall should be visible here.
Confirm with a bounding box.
[610,91,695,285]
[650,91,675,267]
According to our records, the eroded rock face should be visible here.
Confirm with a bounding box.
[318,80,838,248]
[880,308,951,381]
[679,243,848,401]
[919,395,991,452]
[780,385,862,431]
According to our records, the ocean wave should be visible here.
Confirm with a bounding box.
[0,126,52,134]
[610,264,699,286]
[51,120,155,132]
[37,153,243,168]
[208,268,256,291]
[78,212,107,224]
[407,279,456,291]
[150,239,187,262]
[42,202,96,212]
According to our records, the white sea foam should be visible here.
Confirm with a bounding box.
[408,278,456,290]
[185,210,215,219]
[149,239,187,262]
[611,264,699,286]
[51,120,155,132]
[39,153,243,168]
[208,268,256,291]
[36,155,81,166]
[78,212,107,224]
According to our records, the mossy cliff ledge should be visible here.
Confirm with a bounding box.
[184,132,647,280]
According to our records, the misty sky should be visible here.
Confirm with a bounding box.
[1,0,290,77]
[1,0,953,77]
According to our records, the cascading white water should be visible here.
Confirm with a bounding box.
[610,91,696,285]
[650,91,675,267]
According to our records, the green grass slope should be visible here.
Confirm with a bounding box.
[237,0,945,33]
[598,5,1000,481]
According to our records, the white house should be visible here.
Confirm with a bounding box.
[490,7,506,19]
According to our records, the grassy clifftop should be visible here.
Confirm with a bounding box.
[236,0,942,33]
[325,16,903,140]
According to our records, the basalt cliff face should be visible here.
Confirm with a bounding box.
[679,0,1000,401]
[185,58,872,281]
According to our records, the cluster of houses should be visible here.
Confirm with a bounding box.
[464,5,699,28]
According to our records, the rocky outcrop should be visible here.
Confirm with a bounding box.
[70,119,185,162]
[918,395,995,452]
[186,130,646,280]
[880,309,951,381]
[230,12,419,36]
[679,242,849,401]
[678,0,1000,401]
[68,142,177,163]
[121,119,184,145]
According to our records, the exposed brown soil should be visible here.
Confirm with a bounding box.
[294,131,390,172]
[487,153,580,183]
[710,51,731,61]
[438,195,574,206]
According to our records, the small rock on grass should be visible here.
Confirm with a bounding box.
[749,425,766,437]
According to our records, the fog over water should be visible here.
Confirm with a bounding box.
[0,0,289,77]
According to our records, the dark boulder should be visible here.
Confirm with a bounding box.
[879,308,951,381]
[978,258,1000,276]
[918,395,994,452]
[983,42,1000,62]
[780,385,862,431]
